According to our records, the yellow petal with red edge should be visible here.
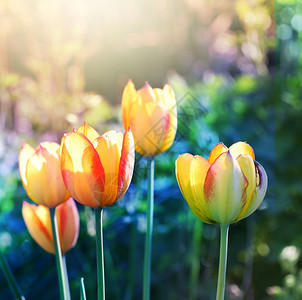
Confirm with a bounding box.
[130,101,170,156]
[189,155,214,224]
[204,151,248,224]
[229,141,255,160]
[19,142,35,196]
[235,154,256,219]
[77,121,100,143]
[117,129,135,200]
[56,198,79,254]
[122,79,137,131]
[25,145,67,207]
[236,161,267,221]
[22,201,54,254]
[93,130,123,207]
[208,142,228,164]
[61,131,105,208]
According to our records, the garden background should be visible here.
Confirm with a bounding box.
[0,0,300,299]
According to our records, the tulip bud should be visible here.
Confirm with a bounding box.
[122,80,177,157]
[19,142,70,208]
[175,142,268,225]
[60,122,135,208]
[22,198,79,254]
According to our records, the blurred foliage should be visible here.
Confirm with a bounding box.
[1,0,300,299]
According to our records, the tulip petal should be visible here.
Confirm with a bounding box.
[236,161,268,220]
[176,154,210,222]
[229,141,255,160]
[204,151,248,224]
[25,145,67,207]
[208,142,228,164]
[77,121,100,143]
[117,129,135,200]
[189,156,214,223]
[61,131,105,208]
[122,79,137,131]
[235,154,256,220]
[56,198,79,254]
[19,142,35,195]
[40,142,60,155]
[22,201,54,254]
[138,81,156,103]
[130,101,171,156]
[93,131,123,207]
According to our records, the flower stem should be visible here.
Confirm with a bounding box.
[216,224,230,300]
[50,208,70,300]
[62,255,70,298]
[0,250,25,300]
[143,157,154,300]
[95,208,105,300]
[80,277,87,300]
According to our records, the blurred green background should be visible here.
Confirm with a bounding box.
[0,0,299,299]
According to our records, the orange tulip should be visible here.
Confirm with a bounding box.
[60,122,135,208]
[175,142,268,225]
[22,198,79,254]
[19,142,70,208]
[122,80,177,157]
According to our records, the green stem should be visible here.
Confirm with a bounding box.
[50,208,69,300]
[216,224,230,300]
[95,208,105,300]
[143,157,155,300]
[80,277,87,300]
[189,219,203,300]
[62,255,70,299]
[0,250,25,300]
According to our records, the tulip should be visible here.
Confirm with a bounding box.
[61,122,135,300]
[22,198,79,254]
[60,122,135,209]
[122,80,177,157]
[19,142,70,208]
[175,141,268,300]
[175,141,268,225]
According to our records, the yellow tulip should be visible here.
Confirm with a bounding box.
[22,198,79,254]
[60,122,135,208]
[175,141,268,225]
[122,80,177,157]
[19,142,70,208]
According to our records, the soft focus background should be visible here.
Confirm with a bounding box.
[0,0,299,299]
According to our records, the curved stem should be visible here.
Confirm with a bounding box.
[50,208,70,300]
[0,250,25,300]
[95,208,105,300]
[216,224,229,300]
[143,158,155,300]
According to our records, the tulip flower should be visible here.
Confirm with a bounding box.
[122,80,177,157]
[61,122,135,300]
[22,198,79,254]
[175,141,268,300]
[122,80,177,300]
[19,142,70,208]
[60,122,135,209]
[175,141,267,225]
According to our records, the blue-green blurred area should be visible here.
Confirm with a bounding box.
[0,0,300,299]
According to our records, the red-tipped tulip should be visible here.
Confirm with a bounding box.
[19,142,70,208]
[22,198,79,254]
[122,80,177,157]
[175,142,268,225]
[60,122,135,208]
